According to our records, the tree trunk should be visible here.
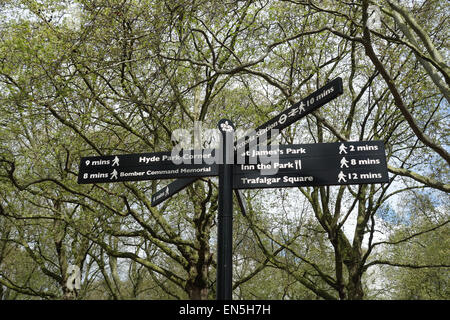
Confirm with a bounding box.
[346,263,364,300]
[186,265,209,300]
[187,285,209,300]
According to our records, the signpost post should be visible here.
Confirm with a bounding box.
[77,77,390,301]
[216,119,235,300]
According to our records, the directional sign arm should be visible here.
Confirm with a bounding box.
[234,190,247,216]
[151,177,198,206]
[78,149,218,184]
[233,141,389,189]
[234,77,343,154]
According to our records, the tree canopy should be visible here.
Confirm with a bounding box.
[0,0,448,300]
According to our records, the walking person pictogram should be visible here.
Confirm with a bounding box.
[298,101,305,113]
[339,143,348,154]
[340,157,349,168]
[110,169,118,180]
[337,171,347,183]
[112,156,120,166]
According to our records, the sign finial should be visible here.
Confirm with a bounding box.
[218,119,235,133]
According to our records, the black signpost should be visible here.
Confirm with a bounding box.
[153,77,344,206]
[77,77,390,301]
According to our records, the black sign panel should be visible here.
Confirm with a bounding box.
[234,77,343,154]
[151,178,197,206]
[233,141,389,189]
[78,149,217,184]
